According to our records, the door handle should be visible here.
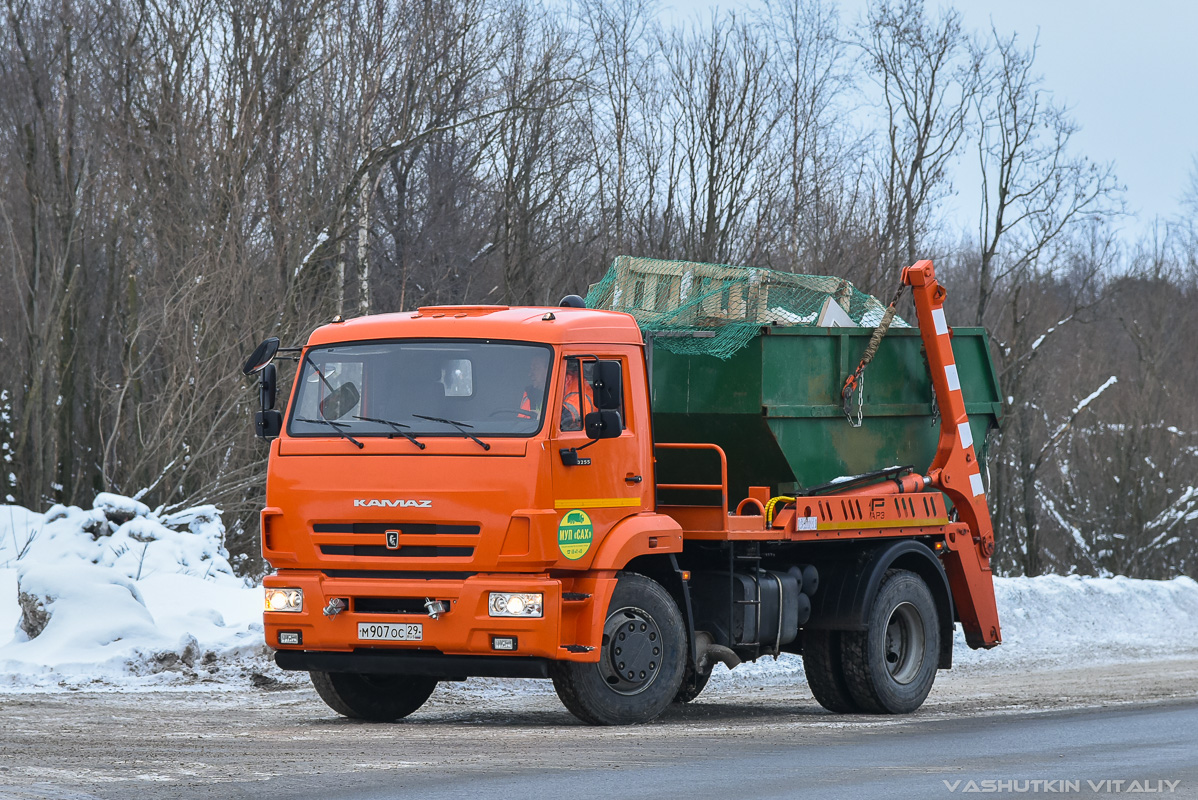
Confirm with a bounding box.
[625,474,643,484]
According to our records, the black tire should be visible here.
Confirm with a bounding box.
[309,671,437,721]
[673,665,711,704]
[802,629,860,713]
[551,572,686,725]
[840,569,939,714]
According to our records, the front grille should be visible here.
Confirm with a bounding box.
[314,520,480,570]
[314,523,480,535]
[323,570,472,580]
[319,545,474,558]
[353,597,434,614]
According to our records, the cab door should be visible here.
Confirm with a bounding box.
[549,350,648,567]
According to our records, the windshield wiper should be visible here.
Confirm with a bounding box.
[412,414,491,451]
[295,417,364,449]
[353,414,426,449]
[303,353,338,392]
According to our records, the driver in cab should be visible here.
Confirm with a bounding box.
[520,354,594,430]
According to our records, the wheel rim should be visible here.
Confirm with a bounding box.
[598,606,663,696]
[883,601,925,685]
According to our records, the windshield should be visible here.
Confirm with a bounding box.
[288,340,553,439]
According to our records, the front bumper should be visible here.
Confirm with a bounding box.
[264,571,605,664]
[276,649,551,678]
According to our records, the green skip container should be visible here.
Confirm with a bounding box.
[648,325,1004,504]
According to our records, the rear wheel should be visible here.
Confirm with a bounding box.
[802,629,859,713]
[551,572,685,725]
[840,569,939,714]
[309,671,437,721]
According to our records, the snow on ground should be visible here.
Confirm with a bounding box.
[1,497,1196,693]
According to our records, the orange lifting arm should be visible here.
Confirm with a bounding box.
[903,260,1002,648]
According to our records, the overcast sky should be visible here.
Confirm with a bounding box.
[663,0,1198,234]
[952,0,1198,229]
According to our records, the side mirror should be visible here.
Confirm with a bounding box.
[259,363,277,411]
[584,410,621,440]
[593,360,622,411]
[321,382,360,420]
[243,337,280,376]
[255,410,283,439]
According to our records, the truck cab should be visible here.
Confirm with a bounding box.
[257,305,696,722]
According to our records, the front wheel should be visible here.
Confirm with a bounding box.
[310,671,437,721]
[551,572,686,725]
[840,569,939,714]
[673,665,711,704]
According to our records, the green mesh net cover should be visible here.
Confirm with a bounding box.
[585,256,907,358]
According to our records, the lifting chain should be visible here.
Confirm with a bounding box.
[847,371,865,428]
[930,377,940,427]
[842,281,907,426]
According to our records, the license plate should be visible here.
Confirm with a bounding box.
[358,622,423,641]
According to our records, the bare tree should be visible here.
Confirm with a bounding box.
[858,0,982,284]
[578,0,659,262]
[971,28,1122,328]
[490,0,587,303]
[0,0,94,507]
[664,11,780,265]
[955,30,1124,576]
[760,0,858,274]
[984,221,1118,575]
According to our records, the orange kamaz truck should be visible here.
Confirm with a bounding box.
[244,258,1002,725]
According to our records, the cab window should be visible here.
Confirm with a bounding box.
[560,359,592,431]
[560,359,624,432]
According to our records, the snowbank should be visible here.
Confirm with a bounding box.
[0,497,264,690]
[2,496,1196,692]
[958,573,1198,669]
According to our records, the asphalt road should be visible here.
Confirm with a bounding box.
[1,659,1196,800]
[317,703,1198,800]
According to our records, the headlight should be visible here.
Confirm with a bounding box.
[488,592,543,618]
[265,587,303,612]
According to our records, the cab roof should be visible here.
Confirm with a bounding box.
[305,305,644,348]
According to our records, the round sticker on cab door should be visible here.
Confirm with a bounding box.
[557,509,594,560]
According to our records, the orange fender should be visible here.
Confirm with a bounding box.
[590,512,683,570]
[558,513,684,661]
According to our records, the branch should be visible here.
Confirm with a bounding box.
[1033,376,1117,472]
[997,314,1074,379]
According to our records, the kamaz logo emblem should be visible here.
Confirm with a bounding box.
[353,499,432,508]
